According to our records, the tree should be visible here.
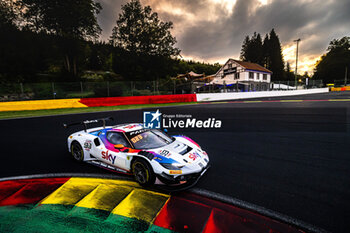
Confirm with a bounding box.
[0,0,17,28]
[240,36,251,61]
[314,36,350,83]
[240,29,285,80]
[240,32,263,65]
[268,29,285,80]
[19,0,101,40]
[262,34,271,68]
[110,0,180,81]
[285,62,295,81]
[18,0,102,76]
[110,0,180,57]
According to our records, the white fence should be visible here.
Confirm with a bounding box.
[196,88,329,102]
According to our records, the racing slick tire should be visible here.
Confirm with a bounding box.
[70,141,84,162]
[132,158,155,187]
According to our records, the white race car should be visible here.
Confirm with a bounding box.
[64,118,210,188]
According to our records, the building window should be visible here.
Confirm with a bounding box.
[228,63,232,68]
[263,74,267,80]
[249,72,254,79]
[235,73,240,79]
[257,73,260,80]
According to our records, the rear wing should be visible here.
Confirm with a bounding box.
[63,117,114,132]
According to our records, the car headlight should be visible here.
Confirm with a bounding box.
[159,163,184,170]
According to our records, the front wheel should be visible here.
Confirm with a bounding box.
[132,159,155,187]
[70,141,84,162]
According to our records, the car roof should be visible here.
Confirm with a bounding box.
[110,123,145,133]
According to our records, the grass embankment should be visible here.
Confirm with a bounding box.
[0,102,197,120]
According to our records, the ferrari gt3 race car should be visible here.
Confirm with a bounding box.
[64,117,210,188]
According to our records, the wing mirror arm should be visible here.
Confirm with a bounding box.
[114,144,125,149]
[114,144,129,152]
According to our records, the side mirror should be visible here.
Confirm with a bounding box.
[114,144,125,149]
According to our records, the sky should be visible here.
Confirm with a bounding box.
[96,0,350,74]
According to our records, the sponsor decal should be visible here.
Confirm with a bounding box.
[83,119,99,124]
[169,170,182,175]
[84,140,92,151]
[143,109,161,129]
[159,150,171,157]
[101,150,116,164]
[128,129,147,136]
[194,151,202,158]
[188,152,198,161]
[123,124,139,129]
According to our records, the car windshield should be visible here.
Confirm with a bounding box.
[127,129,173,149]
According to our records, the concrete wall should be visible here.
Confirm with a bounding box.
[196,88,329,102]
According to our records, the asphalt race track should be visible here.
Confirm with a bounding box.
[1,91,350,232]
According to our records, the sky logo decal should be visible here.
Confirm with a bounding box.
[143,109,162,129]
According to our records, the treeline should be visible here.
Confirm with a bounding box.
[314,37,350,84]
[240,29,287,81]
[0,0,219,83]
[240,29,350,84]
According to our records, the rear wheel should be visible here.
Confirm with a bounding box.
[132,159,155,187]
[71,141,84,162]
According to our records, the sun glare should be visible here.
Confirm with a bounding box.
[258,0,270,5]
[283,43,320,75]
[209,0,236,14]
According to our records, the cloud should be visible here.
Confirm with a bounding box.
[97,0,129,41]
[96,0,350,73]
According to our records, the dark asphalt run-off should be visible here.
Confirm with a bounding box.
[1,92,349,232]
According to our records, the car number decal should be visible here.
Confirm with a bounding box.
[84,140,92,151]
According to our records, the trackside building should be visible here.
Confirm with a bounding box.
[211,59,272,91]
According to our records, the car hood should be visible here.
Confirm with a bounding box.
[147,137,207,166]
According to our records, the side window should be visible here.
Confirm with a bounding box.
[107,132,130,147]
[94,138,100,146]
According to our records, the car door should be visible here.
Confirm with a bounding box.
[97,131,131,170]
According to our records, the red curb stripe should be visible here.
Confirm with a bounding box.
[154,193,303,233]
[153,196,212,232]
[202,208,272,233]
[79,94,197,107]
[0,178,69,206]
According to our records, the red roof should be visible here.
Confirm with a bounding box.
[232,59,272,73]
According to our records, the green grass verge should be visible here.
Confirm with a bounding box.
[0,102,197,120]
[0,204,174,233]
